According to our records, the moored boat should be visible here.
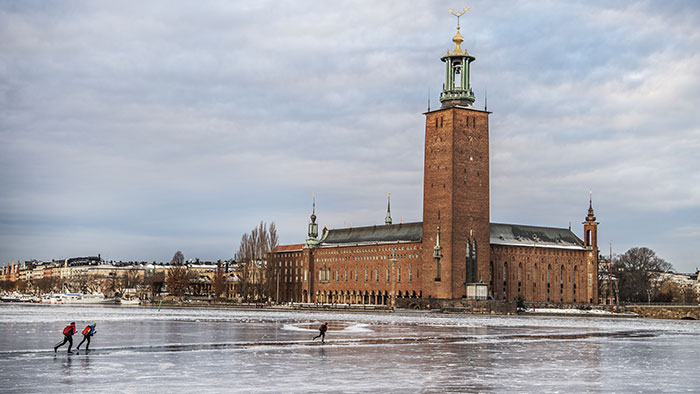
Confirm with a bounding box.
[118,297,141,306]
[62,293,117,304]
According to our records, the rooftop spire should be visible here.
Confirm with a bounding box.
[385,192,392,225]
[586,189,596,222]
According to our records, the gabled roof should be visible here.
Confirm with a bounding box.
[320,222,422,246]
[490,222,585,250]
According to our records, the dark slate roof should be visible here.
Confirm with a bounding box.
[490,222,585,250]
[320,222,422,246]
[315,221,584,250]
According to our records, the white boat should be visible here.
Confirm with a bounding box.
[60,293,117,305]
[118,297,141,306]
[40,293,64,304]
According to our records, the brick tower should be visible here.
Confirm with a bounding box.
[422,21,491,299]
[583,193,599,303]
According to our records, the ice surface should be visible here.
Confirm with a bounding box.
[0,304,698,393]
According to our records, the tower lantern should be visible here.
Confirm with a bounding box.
[440,8,476,108]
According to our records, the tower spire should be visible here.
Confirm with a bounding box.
[306,194,319,246]
[385,192,393,225]
[587,189,596,222]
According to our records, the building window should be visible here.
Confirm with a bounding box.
[398,266,401,282]
[409,264,413,282]
[365,267,368,282]
[354,267,358,282]
[376,268,379,282]
[560,265,564,302]
[386,267,390,282]
[503,262,508,300]
[344,268,348,282]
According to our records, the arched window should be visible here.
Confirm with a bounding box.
[533,264,538,300]
[546,264,551,302]
[453,61,462,88]
[517,262,522,296]
[503,262,508,300]
[489,261,494,297]
[465,240,471,284]
[573,265,578,302]
[560,265,564,302]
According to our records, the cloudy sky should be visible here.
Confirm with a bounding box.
[1,1,699,272]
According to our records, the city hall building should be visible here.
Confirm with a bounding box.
[269,24,599,306]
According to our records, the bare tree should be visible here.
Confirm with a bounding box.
[70,272,101,293]
[14,280,28,293]
[35,277,60,294]
[212,260,227,299]
[236,221,278,301]
[614,247,673,303]
[117,269,142,295]
[166,251,191,298]
[145,271,165,298]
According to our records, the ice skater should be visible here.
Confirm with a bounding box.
[313,322,328,344]
[54,322,76,354]
[76,323,96,352]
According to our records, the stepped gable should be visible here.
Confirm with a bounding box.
[490,222,584,249]
[320,222,423,246]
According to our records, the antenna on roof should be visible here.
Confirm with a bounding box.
[427,88,431,111]
[568,221,571,231]
[484,88,488,111]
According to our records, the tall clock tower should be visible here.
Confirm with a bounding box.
[422,23,491,299]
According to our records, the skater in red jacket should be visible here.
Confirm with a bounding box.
[54,322,76,354]
[76,323,97,352]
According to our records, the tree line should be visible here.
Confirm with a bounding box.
[599,247,698,304]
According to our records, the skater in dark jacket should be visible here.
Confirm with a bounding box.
[313,322,328,343]
[76,323,97,351]
[54,322,77,354]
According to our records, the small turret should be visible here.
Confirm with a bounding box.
[305,195,320,248]
[583,190,599,250]
[385,193,392,225]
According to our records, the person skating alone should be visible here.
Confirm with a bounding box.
[313,322,328,344]
[54,322,76,354]
[76,323,96,352]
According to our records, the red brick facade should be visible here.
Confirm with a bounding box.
[422,107,490,300]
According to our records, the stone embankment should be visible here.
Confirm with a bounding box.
[624,305,700,320]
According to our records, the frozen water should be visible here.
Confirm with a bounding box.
[0,304,698,393]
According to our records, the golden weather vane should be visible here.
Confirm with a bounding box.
[448,7,470,28]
